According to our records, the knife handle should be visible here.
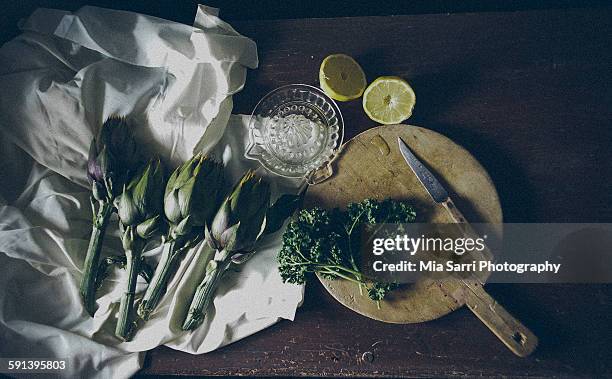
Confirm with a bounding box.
[440,197,539,357]
[441,198,485,254]
[440,197,468,224]
[462,280,539,357]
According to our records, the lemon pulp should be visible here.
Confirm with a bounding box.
[362,76,416,125]
[319,54,367,102]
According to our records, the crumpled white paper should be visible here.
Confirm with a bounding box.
[0,5,304,378]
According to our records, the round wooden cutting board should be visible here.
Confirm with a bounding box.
[305,124,502,323]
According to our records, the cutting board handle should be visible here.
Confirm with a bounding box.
[441,197,538,357]
[463,281,538,357]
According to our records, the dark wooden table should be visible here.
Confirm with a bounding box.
[140,8,612,378]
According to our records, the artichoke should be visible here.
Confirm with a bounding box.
[182,171,305,331]
[87,115,139,202]
[81,115,139,316]
[207,171,271,252]
[163,153,223,240]
[137,154,223,321]
[114,159,165,341]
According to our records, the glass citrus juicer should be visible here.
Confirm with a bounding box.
[245,84,344,184]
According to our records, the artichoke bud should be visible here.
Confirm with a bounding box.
[87,115,140,202]
[164,154,223,233]
[92,181,106,202]
[234,219,261,252]
[190,156,223,225]
[87,139,104,183]
[133,159,164,217]
[172,215,192,239]
[117,189,139,226]
[136,215,161,239]
[204,224,219,250]
[236,176,270,248]
[177,176,196,220]
[210,200,231,242]
[219,223,240,251]
[146,159,165,214]
[175,154,199,188]
[248,198,269,234]
[118,159,164,224]
[102,115,139,169]
[164,189,182,224]
[121,224,134,251]
[164,154,201,222]
[194,175,222,225]
[228,172,252,213]
[131,170,150,214]
[209,171,271,251]
[98,146,111,177]
[164,167,180,197]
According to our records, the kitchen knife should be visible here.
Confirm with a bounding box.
[397,136,467,224]
[397,136,538,357]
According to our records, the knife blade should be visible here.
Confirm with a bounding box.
[397,137,449,204]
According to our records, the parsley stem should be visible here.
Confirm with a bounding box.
[320,268,364,285]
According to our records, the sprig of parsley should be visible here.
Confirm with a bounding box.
[277,198,416,307]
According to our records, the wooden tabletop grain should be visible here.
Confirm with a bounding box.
[139,8,612,378]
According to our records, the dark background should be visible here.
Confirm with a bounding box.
[1,1,611,378]
[2,0,611,43]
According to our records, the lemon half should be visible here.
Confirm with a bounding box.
[362,76,416,125]
[319,54,367,102]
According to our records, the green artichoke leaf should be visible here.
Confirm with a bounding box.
[164,188,182,224]
[177,176,197,220]
[92,181,105,202]
[219,222,240,251]
[175,158,194,186]
[230,250,255,265]
[191,165,222,225]
[117,188,138,226]
[121,224,135,252]
[131,164,152,215]
[210,200,231,242]
[262,188,307,236]
[165,164,181,195]
[244,199,268,245]
[173,214,192,238]
[204,224,219,250]
[137,215,162,240]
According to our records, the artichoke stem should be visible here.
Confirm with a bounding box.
[115,240,143,341]
[182,256,228,331]
[80,201,113,316]
[137,241,179,320]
